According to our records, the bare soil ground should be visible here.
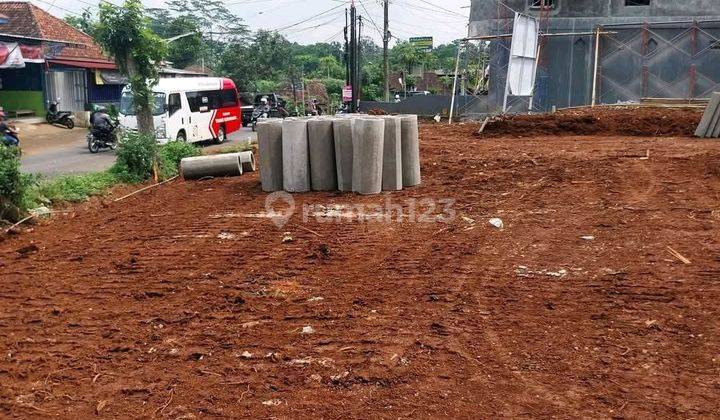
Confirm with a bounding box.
[2,110,720,418]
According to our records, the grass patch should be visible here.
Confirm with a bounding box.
[158,141,201,179]
[23,171,120,208]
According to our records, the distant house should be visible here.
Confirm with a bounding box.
[0,1,120,116]
[0,2,224,120]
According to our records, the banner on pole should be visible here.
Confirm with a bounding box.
[342,85,352,101]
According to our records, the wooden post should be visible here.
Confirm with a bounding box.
[448,42,463,124]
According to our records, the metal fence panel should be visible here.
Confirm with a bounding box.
[45,69,87,112]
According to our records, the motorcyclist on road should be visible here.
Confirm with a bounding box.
[90,106,114,139]
[0,111,19,147]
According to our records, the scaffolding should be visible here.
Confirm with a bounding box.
[449,1,720,119]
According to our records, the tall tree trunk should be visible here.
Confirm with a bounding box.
[127,56,155,135]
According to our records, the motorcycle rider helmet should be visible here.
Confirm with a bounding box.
[260,97,268,104]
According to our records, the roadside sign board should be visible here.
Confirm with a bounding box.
[410,36,433,52]
[342,85,352,101]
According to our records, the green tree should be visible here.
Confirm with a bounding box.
[390,41,423,73]
[95,0,167,135]
[64,8,97,37]
[146,9,202,68]
[318,55,343,79]
[166,0,248,69]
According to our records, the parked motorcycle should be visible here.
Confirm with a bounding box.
[87,122,118,153]
[46,99,75,129]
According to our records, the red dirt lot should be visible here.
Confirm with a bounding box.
[2,116,720,418]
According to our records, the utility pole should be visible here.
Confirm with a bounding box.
[349,1,357,112]
[383,0,390,102]
[357,15,363,110]
[344,8,350,86]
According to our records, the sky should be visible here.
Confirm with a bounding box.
[32,0,472,46]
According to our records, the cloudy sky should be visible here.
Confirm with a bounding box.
[34,0,471,46]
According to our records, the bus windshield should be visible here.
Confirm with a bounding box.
[119,92,167,116]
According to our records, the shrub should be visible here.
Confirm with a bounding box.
[0,145,24,203]
[112,131,157,182]
[158,141,200,179]
[0,145,28,221]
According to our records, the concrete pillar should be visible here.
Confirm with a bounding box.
[352,118,384,195]
[257,120,283,192]
[238,151,256,172]
[307,119,337,191]
[400,114,421,187]
[180,154,242,180]
[380,116,403,191]
[332,118,354,192]
[282,119,311,193]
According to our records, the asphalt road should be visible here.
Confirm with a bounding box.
[20,126,257,178]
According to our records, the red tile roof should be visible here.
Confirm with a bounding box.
[0,1,115,66]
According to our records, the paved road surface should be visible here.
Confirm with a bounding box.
[20,125,257,177]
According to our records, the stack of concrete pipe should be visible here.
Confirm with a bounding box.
[257,114,420,195]
[180,151,256,180]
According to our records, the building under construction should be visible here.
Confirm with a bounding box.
[467,0,720,113]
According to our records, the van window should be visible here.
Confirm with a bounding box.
[186,91,207,112]
[221,90,238,107]
[186,90,238,112]
[120,92,166,116]
[168,93,181,116]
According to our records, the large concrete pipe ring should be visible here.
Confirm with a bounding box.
[180,153,243,180]
[399,114,421,187]
[237,151,256,173]
[257,120,284,192]
[308,118,338,191]
[380,115,403,191]
[281,118,311,193]
[332,118,354,192]
[351,118,385,195]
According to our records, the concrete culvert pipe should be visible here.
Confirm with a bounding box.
[332,118,354,192]
[180,153,243,180]
[380,116,403,191]
[282,118,311,193]
[238,151,256,172]
[257,120,284,192]
[352,118,385,195]
[308,119,338,191]
[400,114,421,187]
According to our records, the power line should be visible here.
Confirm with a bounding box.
[416,0,467,18]
[271,2,347,33]
[358,0,383,38]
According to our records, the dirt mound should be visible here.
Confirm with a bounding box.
[481,106,702,137]
[367,108,388,116]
